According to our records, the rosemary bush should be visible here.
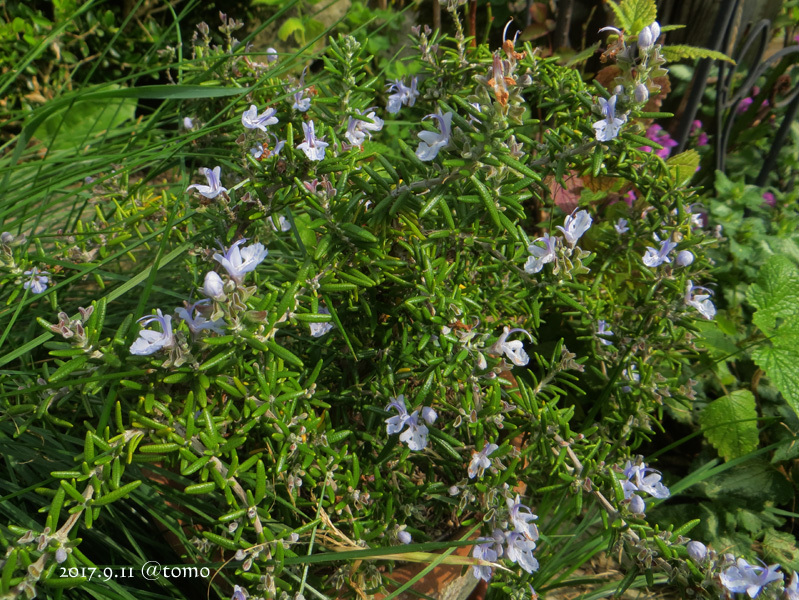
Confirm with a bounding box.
[1,1,797,599]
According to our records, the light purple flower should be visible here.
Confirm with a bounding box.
[385,395,409,435]
[615,218,629,234]
[786,571,799,600]
[23,267,49,294]
[525,232,559,274]
[507,495,539,541]
[472,538,500,582]
[345,110,384,147]
[385,395,437,451]
[386,77,419,114]
[557,209,593,246]
[492,326,532,366]
[213,239,268,285]
[642,239,677,267]
[309,307,334,338]
[292,90,311,112]
[297,121,329,162]
[593,95,625,142]
[504,531,539,574]
[183,116,195,129]
[416,111,452,161]
[638,21,660,51]
[685,280,716,320]
[187,166,228,199]
[241,105,278,131]
[130,309,175,355]
[231,585,248,600]
[720,558,783,598]
[597,320,613,346]
[175,300,226,336]
[629,494,646,514]
[468,442,499,479]
[634,83,649,103]
[397,530,412,544]
[265,48,278,63]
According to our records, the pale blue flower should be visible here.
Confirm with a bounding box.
[397,530,412,544]
[416,111,452,161]
[525,232,559,274]
[213,239,268,285]
[597,320,613,346]
[183,116,195,129]
[642,239,677,267]
[130,309,175,355]
[175,300,226,336]
[638,21,660,51]
[292,89,311,112]
[472,538,500,582]
[385,395,437,451]
[720,558,783,598]
[468,442,499,479]
[506,495,539,541]
[297,121,328,161]
[386,77,419,114]
[615,218,629,234]
[593,95,625,142]
[309,307,334,338]
[492,326,532,366]
[786,571,799,600]
[187,166,228,199]
[345,110,384,147]
[504,531,539,574]
[385,395,409,434]
[231,585,248,600]
[241,105,278,131]
[23,267,49,294]
[685,280,716,320]
[557,209,593,246]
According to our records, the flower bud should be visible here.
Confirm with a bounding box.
[638,26,653,51]
[202,271,225,300]
[397,530,412,544]
[686,541,707,563]
[629,494,646,514]
[55,547,68,564]
[265,47,278,63]
[676,250,694,266]
[634,83,649,103]
[649,21,661,42]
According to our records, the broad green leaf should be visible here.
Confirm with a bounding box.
[666,149,700,187]
[699,390,759,461]
[746,254,799,333]
[661,44,736,64]
[32,84,136,151]
[751,326,799,420]
[762,529,799,571]
[278,17,305,43]
[698,459,793,507]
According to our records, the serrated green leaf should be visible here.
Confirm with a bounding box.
[751,328,799,421]
[661,44,736,64]
[747,254,799,333]
[699,390,759,461]
[666,149,700,187]
[608,0,657,34]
